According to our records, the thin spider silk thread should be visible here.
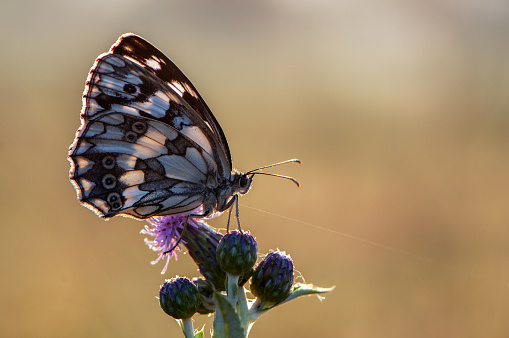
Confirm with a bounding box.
[239,203,445,267]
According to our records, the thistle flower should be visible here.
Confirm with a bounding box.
[216,230,257,276]
[141,212,201,274]
[250,250,294,304]
[179,220,227,291]
[159,277,201,319]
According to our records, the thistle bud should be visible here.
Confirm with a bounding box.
[180,221,226,291]
[250,251,294,303]
[159,277,201,319]
[191,277,215,315]
[216,230,258,276]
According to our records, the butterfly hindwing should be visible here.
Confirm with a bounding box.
[70,110,220,218]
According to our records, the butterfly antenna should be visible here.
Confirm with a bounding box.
[246,159,301,187]
[246,158,301,174]
[250,172,300,187]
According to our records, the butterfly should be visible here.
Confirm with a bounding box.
[68,33,299,223]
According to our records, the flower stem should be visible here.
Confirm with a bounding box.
[237,286,249,334]
[226,273,240,307]
[247,298,266,323]
[181,318,194,338]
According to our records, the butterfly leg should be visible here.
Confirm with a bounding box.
[226,204,234,232]
[163,214,191,255]
[225,195,242,232]
[234,195,242,232]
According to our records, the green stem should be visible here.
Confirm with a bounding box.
[181,318,194,338]
[237,286,249,335]
[226,273,240,307]
[247,298,266,323]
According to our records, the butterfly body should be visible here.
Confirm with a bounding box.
[69,33,252,220]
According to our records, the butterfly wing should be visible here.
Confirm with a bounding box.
[110,33,232,168]
[69,34,231,219]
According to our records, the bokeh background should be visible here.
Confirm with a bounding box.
[2,0,509,337]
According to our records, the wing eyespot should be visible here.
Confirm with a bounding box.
[102,174,117,189]
[125,131,138,142]
[102,155,116,170]
[106,192,122,210]
[123,83,137,94]
[132,121,147,134]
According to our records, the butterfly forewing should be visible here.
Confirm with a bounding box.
[109,34,232,167]
[69,33,240,219]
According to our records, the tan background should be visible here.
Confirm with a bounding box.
[2,1,509,337]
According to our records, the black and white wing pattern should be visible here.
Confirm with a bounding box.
[68,33,252,219]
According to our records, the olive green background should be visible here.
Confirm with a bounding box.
[2,1,509,337]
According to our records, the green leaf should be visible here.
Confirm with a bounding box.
[284,283,335,303]
[194,329,204,338]
[248,283,335,322]
[212,292,246,338]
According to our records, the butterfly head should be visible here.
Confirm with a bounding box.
[230,170,254,195]
[238,173,254,195]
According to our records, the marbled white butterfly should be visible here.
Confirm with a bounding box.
[68,33,298,223]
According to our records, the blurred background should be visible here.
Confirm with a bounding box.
[1,0,509,337]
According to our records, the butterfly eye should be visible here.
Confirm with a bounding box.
[125,131,138,142]
[132,121,147,134]
[102,174,117,189]
[239,175,251,192]
[102,156,115,170]
[123,83,137,94]
[106,192,122,210]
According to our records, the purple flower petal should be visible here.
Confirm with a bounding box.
[141,210,201,273]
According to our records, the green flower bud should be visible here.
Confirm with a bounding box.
[181,222,227,291]
[159,277,201,319]
[191,277,215,315]
[250,251,294,303]
[216,230,258,276]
